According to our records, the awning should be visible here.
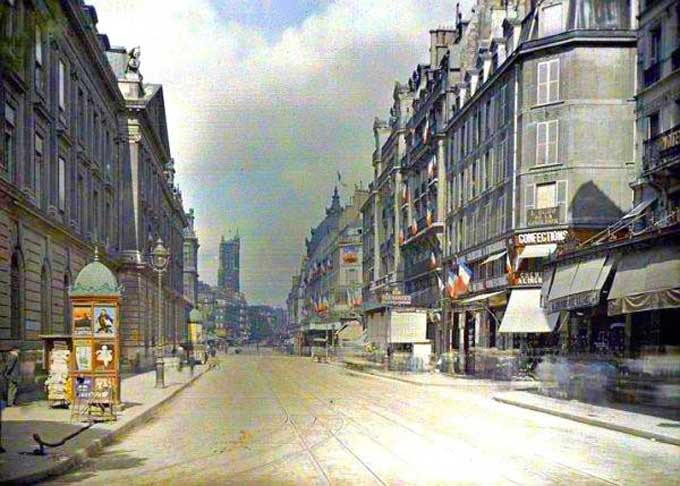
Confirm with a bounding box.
[517,243,557,263]
[456,290,506,305]
[622,197,656,220]
[498,289,560,333]
[546,257,613,312]
[547,261,579,302]
[608,245,680,315]
[481,250,507,265]
[337,322,364,341]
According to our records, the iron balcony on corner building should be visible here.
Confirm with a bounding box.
[643,123,680,177]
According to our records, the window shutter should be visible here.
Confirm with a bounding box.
[525,184,535,225]
[557,180,568,222]
[536,122,547,166]
[548,120,559,164]
[537,62,548,104]
[549,60,559,102]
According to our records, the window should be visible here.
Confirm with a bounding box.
[650,26,662,65]
[540,4,563,37]
[498,84,507,126]
[93,190,99,241]
[3,102,16,179]
[647,112,660,140]
[536,120,559,165]
[536,182,557,209]
[78,89,85,141]
[77,173,84,230]
[484,151,492,190]
[63,273,71,333]
[471,161,477,198]
[40,264,51,334]
[537,59,560,104]
[34,24,44,91]
[498,194,506,234]
[58,61,66,110]
[58,157,66,211]
[34,134,44,205]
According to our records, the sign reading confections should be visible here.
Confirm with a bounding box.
[515,230,568,246]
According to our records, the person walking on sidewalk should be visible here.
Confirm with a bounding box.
[3,349,20,407]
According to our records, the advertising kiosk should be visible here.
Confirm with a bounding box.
[68,251,122,418]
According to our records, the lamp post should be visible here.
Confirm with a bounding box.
[151,238,170,388]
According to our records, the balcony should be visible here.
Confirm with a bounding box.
[642,123,680,176]
[643,62,661,88]
[404,257,438,281]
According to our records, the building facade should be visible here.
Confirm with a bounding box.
[297,187,366,353]
[218,232,240,293]
[183,208,199,307]
[105,45,189,368]
[439,0,637,376]
[0,2,192,388]
[538,0,679,398]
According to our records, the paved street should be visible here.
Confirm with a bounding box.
[52,354,679,485]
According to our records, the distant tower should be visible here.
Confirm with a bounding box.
[218,231,240,292]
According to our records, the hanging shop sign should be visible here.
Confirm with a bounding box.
[515,230,568,246]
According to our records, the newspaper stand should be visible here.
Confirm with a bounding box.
[68,250,122,422]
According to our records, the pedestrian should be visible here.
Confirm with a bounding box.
[3,349,20,407]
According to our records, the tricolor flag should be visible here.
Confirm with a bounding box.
[455,260,472,296]
[429,250,437,268]
[402,182,408,201]
[399,229,405,245]
[437,274,445,293]
[426,204,433,227]
[410,219,418,235]
[447,267,456,298]
[427,157,435,179]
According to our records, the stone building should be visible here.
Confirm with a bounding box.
[437,0,637,376]
[1,1,129,381]
[105,45,189,368]
[218,232,240,293]
[0,2,192,388]
[361,86,412,306]
[298,187,367,353]
[183,208,199,307]
[539,0,679,394]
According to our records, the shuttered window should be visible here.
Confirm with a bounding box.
[536,120,559,166]
[537,59,559,105]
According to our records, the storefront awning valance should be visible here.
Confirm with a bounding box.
[517,243,557,263]
[456,290,506,305]
[546,256,614,313]
[481,250,507,265]
[499,289,560,333]
[608,245,680,315]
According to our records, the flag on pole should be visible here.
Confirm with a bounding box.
[455,260,472,296]
[437,274,445,293]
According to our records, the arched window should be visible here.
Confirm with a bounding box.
[10,252,23,339]
[40,263,51,334]
[63,273,71,334]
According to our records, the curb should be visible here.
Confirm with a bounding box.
[493,396,680,447]
[338,362,537,390]
[6,367,210,485]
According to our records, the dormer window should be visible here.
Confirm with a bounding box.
[540,3,564,38]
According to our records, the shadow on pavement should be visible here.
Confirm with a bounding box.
[46,450,148,484]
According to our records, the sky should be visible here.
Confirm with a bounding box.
[90,0,469,306]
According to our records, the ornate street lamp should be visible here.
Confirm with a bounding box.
[151,238,170,388]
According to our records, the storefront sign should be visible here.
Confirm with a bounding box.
[548,290,599,313]
[515,230,568,246]
[381,294,412,306]
[527,206,560,226]
[515,271,542,286]
[659,126,680,152]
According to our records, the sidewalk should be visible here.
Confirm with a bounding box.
[0,364,208,484]
[494,391,680,447]
[333,357,538,390]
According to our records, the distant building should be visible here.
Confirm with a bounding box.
[183,209,200,307]
[218,232,240,293]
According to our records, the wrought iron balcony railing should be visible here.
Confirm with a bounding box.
[643,123,680,175]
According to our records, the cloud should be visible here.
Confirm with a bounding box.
[90,0,467,305]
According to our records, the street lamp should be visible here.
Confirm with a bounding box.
[151,238,170,388]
